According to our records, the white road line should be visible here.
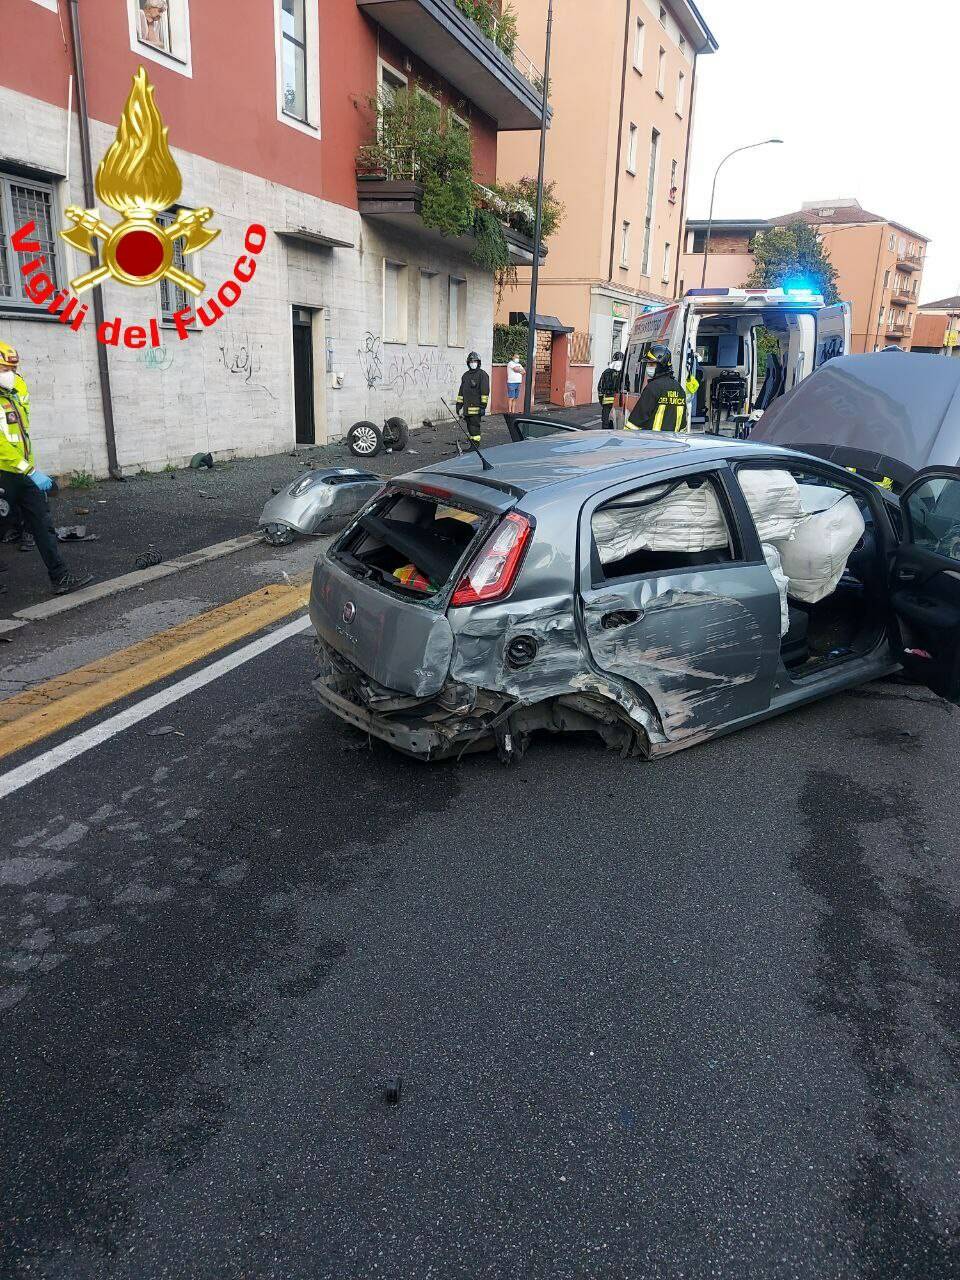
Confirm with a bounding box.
[0,613,312,801]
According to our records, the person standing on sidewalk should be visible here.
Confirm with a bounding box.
[505,354,525,409]
[0,341,91,595]
[597,351,623,428]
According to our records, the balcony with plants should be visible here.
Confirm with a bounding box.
[356,0,547,131]
[356,87,563,279]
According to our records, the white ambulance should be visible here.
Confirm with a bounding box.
[615,286,851,433]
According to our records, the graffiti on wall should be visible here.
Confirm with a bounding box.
[358,332,455,399]
[217,328,276,398]
[136,346,175,372]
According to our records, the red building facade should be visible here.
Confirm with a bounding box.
[0,0,542,473]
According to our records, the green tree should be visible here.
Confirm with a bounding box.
[747,221,840,304]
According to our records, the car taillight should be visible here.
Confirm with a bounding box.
[450,511,533,607]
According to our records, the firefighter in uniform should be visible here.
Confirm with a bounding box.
[455,351,490,445]
[597,351,623,428]
[0,341,90,594]
[626,342,689,433]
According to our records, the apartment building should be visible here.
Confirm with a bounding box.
[911,296,960,357]
[682,199,930,353]
[0,0,544,475]
[495,0,717,386]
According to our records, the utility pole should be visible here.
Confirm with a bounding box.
[523,0,554,415]
[701,138,783,288]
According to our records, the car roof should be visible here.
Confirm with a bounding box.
[417,432,796,496]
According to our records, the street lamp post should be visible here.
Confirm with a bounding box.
[700,138,783,288]
[523,0,554,415]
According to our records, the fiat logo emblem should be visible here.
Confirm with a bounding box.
[342,601,356,624]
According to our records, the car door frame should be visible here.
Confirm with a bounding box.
[575,457,784,745]
[891,464,960,702]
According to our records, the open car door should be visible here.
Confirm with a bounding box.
[814,302,850,369]
[891,466,960,701]
[506,415,587,443]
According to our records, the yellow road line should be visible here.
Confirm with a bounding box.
[0,578,311,760]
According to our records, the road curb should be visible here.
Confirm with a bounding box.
[9,533,264,624]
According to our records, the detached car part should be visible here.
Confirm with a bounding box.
[259,468,381,545]
[347,416,409,458]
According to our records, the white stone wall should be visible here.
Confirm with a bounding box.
[0,86,494,477]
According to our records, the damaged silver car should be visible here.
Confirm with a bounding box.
[308,430,960,761]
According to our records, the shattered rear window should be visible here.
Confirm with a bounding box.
[336,490,485,597]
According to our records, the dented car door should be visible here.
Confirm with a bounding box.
[577,462,783,744]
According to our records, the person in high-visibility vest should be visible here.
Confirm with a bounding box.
[455,352,490,445]
[0,341,91,595]
[626,342,688,433]
[597,351,623,428]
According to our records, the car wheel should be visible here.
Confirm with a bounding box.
[262,522,297,546]
[384,416,409,451]
[347,420,384,457]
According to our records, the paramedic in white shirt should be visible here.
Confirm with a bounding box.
[506,356,525,407]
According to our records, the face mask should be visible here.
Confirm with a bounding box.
[612,359,623,371]
[0,370,15,391]
[468,362,479,370]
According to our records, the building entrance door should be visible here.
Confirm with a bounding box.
[534,329,553,403]
[292,307,315,445]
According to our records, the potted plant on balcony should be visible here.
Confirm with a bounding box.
[356,144,389,182]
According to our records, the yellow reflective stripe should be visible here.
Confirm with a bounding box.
[675,406,683,432]
[602,397,614,404]
[480,395,488,403]
[623,422,640,431]
[652,404,666,432]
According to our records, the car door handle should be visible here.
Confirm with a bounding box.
[601,609,643,629]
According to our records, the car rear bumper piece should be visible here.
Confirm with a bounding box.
[312,673,452,760]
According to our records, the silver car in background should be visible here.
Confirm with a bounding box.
[308,430,960,761]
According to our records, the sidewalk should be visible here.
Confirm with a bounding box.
[0,414,529,618]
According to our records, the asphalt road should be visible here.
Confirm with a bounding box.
[2,577,959,1277]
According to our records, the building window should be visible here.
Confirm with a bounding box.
[888,232,895,251]
[679,33,686,54]
[418,270,439,345]
[416,88,443,127]
[448,276,466,347]
[634,17,645,70]
[157,208,197,324]
[662,241,671,284]
[0,173,61,309]
[669,158,678,201]
[384,260,408,344]
[675,70,685,115]
[898,236,906,256]
[620,221,631,269]
[626,123,638,174]
[449,111,470,138]
[883,269,890,289]
[281,0,307,120]
[659,4,667,25]
[657,48,666,95]
[378,60,407,111]
[642,129,660,276]
[691,229,707,253]
[275,0,320,135]
[127,0,192,75]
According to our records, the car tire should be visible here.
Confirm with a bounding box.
[348,420,384,457]
[383,416,409,451]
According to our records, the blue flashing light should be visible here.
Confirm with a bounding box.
[781,276,819,299]
[685,287,729,296]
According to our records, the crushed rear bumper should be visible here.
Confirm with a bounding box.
[312,673,450,759]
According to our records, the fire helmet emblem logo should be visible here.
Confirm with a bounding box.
[59,67,219,296]
[342,601,357,624]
